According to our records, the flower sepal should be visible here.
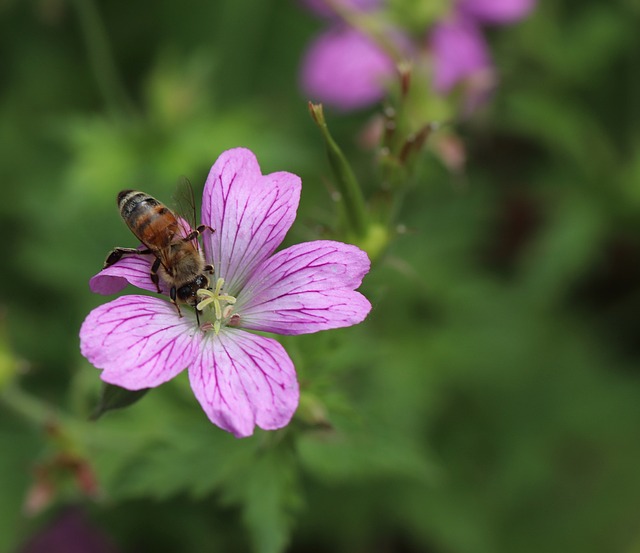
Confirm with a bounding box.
[351,221,390,262]
[90,382,150,421]
[296,391,333,430]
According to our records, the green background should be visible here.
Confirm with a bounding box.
[1,0,640,552]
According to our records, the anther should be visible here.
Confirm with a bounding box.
[196,278,237,335]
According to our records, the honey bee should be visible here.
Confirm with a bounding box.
[104,189,214,318]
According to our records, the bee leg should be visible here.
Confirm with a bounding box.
[198,224,215,235]
[195,308,201,326]
[204,264,214,274]
[169,286,183,318]
[104,247,153,268]
[181,225,215,242]
[150,257,162,293]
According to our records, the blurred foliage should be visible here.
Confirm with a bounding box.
[1,0,640,552]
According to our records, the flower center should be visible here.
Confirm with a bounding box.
[196,278,237,334]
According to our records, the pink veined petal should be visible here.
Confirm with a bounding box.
[201,148,301,296]
[300,26,397,111]
[90,215,198,296]
[89,252,169,296]
[457,0,536,24]
[80,295,200,390]
[240,289,372,335]
[189,330,299,438]
[236,240,372,335]
[430,15,492,93]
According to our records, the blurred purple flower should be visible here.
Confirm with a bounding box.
[431,0,536,93]
[19,508,120,553]
[457,0,536,23]
[80,148,371,438]
[300,0,535,109]
[430,13,492,93]
[301,27,398,111]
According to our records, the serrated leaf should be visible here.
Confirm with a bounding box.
[221,445,301,553]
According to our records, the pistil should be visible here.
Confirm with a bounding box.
[196,278,237,334]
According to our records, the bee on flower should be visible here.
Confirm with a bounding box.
[80,148,372,438]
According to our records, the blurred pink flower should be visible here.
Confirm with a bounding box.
[299,0,535,109]
[80,148,372,438]
[457,0,536,23]
[19,508,120,553]
[430,13,491,93]
[301,27,399,110]
[431,0,535,93]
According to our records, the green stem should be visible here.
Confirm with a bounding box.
[309,103,369,239]
[1,383,57,427]
[71,0,137,116]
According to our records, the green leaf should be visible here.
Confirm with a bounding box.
[221,445,301,553]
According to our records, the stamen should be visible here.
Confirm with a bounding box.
[196,278,237,335]
[213,295,222,320]
[196,293,216,311]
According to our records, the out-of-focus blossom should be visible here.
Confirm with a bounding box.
[432,0,536,93]
[430,13,491,93]
[457,0,536,24]
[301,27,399,111]
[299,0,535,110]
[19,508,120,553]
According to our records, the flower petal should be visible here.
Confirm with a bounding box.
[90,215,196,296]
[89,250,170,296]
[236,240,372,335]
[430,15,492,93]
[201,148,301,296]
[189,330,299,438]
[458,0,536,24]
[80,295,199,389]
[300,27,396,111]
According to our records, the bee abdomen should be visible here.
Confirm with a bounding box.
[118,190,162,219]
[117,189,135,206]
[117,190,177,246]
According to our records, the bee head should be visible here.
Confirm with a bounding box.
[173,274,210,307]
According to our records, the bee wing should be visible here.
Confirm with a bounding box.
[173,176,199,242]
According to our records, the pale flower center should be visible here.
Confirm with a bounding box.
[196,278,237,334]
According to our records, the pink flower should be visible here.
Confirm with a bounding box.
[299,0,535,110]
[20,508,120,553]
[430,13,492,93]
[457,0,536,24]
[300,27,398,111]
[431,0,536,93]
[80,148,372,438]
